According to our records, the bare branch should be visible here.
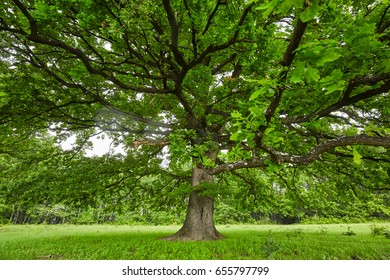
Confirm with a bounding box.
[209,157,267,175]
[131,139,169,148]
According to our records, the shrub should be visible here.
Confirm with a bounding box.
[370,225,386,236]
[342,227,356,236]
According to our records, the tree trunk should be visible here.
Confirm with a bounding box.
[164,163,223,241]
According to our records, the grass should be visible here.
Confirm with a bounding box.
[0,223,389,260]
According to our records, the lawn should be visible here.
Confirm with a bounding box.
[0,223,389,260]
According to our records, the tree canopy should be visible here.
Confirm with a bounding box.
[1,0,390,240]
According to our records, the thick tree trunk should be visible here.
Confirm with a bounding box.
[163,164,223,241]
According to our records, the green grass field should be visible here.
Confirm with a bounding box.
[0,223,389,260]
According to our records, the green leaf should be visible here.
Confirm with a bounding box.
[256,0,281,18]
[249,106,263,117]
[276,0,304,14]
[324,80,347,95]
[230,131,242,141]
[231,111,242,119]
[353,147,362,165]
[305,67,320,82]
[320,70,344,84]
[316,49,342,66]
[290,61,305,84]
[300,0,322,22]
[249,88,265,101]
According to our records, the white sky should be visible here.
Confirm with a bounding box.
[60,133,126,157]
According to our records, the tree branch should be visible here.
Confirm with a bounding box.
[267,19,308,120]
[209,157,267,175]
[377,4,390,33]
[202,0,224,35]
[9,0,172,94]
[131,139,169,148]
[210,135,390,175]
[278,135,390,165]
[183,0,198,58]
[289,79,390,124]
[162,0,187,67]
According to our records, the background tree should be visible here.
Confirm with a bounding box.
[1,0,390,240]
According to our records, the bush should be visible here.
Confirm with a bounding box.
[370,225,386,236]
[342,227,356,236]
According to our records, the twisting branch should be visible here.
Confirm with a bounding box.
[278,135,390,164]
[210,135,390,175]
[162,0,187,67]
[11,0,38,35]
[183,0,198,58]
[25,52,175,129]
[377,4,390,33]
[342,72,390,101]
[209,157,267,175]
[202,0,224,35]
[265,19,308,123]
[288,79,390,124]
[187,4,253,69]
[131,139,169,148]
[212,54,237,75]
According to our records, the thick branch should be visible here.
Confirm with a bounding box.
[289,80,390,124]
[278,135,390,164]
[162,0,186,67]
[210,135,390,175]
[209,157,267,175]
[342,72,390,101]
[279,19,308,68]
[131,139,169,148]
[267,20,308,120]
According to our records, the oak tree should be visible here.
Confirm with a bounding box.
[1,0,390,240]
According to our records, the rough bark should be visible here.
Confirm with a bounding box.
[163,164,223,241]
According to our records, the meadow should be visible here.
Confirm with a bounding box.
[0,223,389,260]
